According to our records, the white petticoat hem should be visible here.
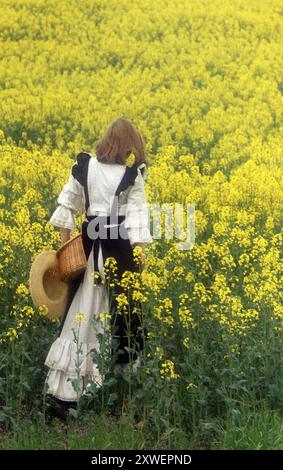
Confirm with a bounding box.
[44,336,100,377]
[44,368,102,402]
[44,336,103,401]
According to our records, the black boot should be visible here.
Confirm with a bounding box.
[45,395,77,422]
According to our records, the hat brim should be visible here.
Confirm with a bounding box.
[29,250,69,320]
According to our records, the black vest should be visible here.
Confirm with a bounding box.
[72,152,145,284]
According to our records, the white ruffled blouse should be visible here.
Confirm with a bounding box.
[49,154,152,245]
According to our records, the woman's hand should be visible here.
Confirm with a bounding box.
[60,228,71,246]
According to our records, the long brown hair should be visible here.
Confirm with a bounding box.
[93,118,148,166]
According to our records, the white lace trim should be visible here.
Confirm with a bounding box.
[49,205,76,230]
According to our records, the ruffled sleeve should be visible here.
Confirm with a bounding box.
[124,163,152,245]
[49,173,83,231]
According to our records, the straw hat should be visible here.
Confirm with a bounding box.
[29,250,69,320]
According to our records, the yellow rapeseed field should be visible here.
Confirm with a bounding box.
[0,0,282,435]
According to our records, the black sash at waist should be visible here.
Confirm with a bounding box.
[81,214,129,285]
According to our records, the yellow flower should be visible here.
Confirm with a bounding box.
[116,293,129,313]
[154,346,164,359]
[22,306,35,318]
[38,304,49,317]
[91,271,102,280]
[73,313,86,324]
[183,337,190,349]
[160,360,180,380]
[16,283,29,297]
[141,271,161,294]
[100,312,112,321]
[126,152,135,167]
[132,289,148,303]
[103,257,118,279]
[186,383,198,390]
[154,298,174,325]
